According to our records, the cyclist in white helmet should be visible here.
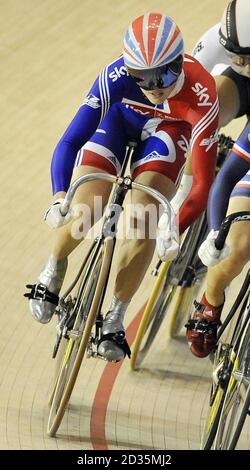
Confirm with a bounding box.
[25,12,219,362]
[180,0,250,357]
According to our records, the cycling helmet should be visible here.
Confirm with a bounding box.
[123,12,184,89]
[219,0,250,55]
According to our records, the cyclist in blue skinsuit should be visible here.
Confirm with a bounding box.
[26,12,219,362]
[183,0,250,357]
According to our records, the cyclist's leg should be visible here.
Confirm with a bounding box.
[114,119,190,301]
[186,112,250,357]
[29,105,128,323]
[114,170,175,302]
[206,195,250,306]
[187,191,250,358]
[98,171,175,362]
[206,158,250,307]
[98,119,190,361]
[51,165,113,260]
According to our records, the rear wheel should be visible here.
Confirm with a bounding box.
[130,261,170,370]
[168,286,197,338]
[131,280,175,370]
[167,220,207,338]
[47,239,113,437]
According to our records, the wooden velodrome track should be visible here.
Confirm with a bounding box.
[1,0,249,450]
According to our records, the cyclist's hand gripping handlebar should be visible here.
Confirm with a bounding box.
[44,198,74,229]
[198,211,250,267]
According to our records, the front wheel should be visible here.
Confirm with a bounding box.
[47,337,68,408]
[201,385,226,449]
[47,239,113,437]
[201,341,230,449]
[214,319,250,449]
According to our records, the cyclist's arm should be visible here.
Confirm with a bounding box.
[50,60,125,195]
[208,151,250,230]
[51,97,101,195]
[178,97,219,233]
[173,24,229,210]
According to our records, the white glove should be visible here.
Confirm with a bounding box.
[44,198,74,229]
[198,229,230,267]
[156,212,179,262]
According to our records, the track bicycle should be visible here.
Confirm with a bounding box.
[201,211,250,450]
[35,142,175,437]
[130,134,234,371]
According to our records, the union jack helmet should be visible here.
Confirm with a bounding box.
[123,13,184,89]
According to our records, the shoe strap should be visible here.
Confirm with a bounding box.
[193,299,206,313]
[194,298,223,322]
[98,331,131,358]
[24,283,59,306]
[185,318,219,334]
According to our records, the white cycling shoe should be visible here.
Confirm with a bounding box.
[98,312,130,362]
[29,255,68,324]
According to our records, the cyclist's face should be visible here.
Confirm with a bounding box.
[230,54,250,77]
[141,83,177,104]
[127,60,183,104]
